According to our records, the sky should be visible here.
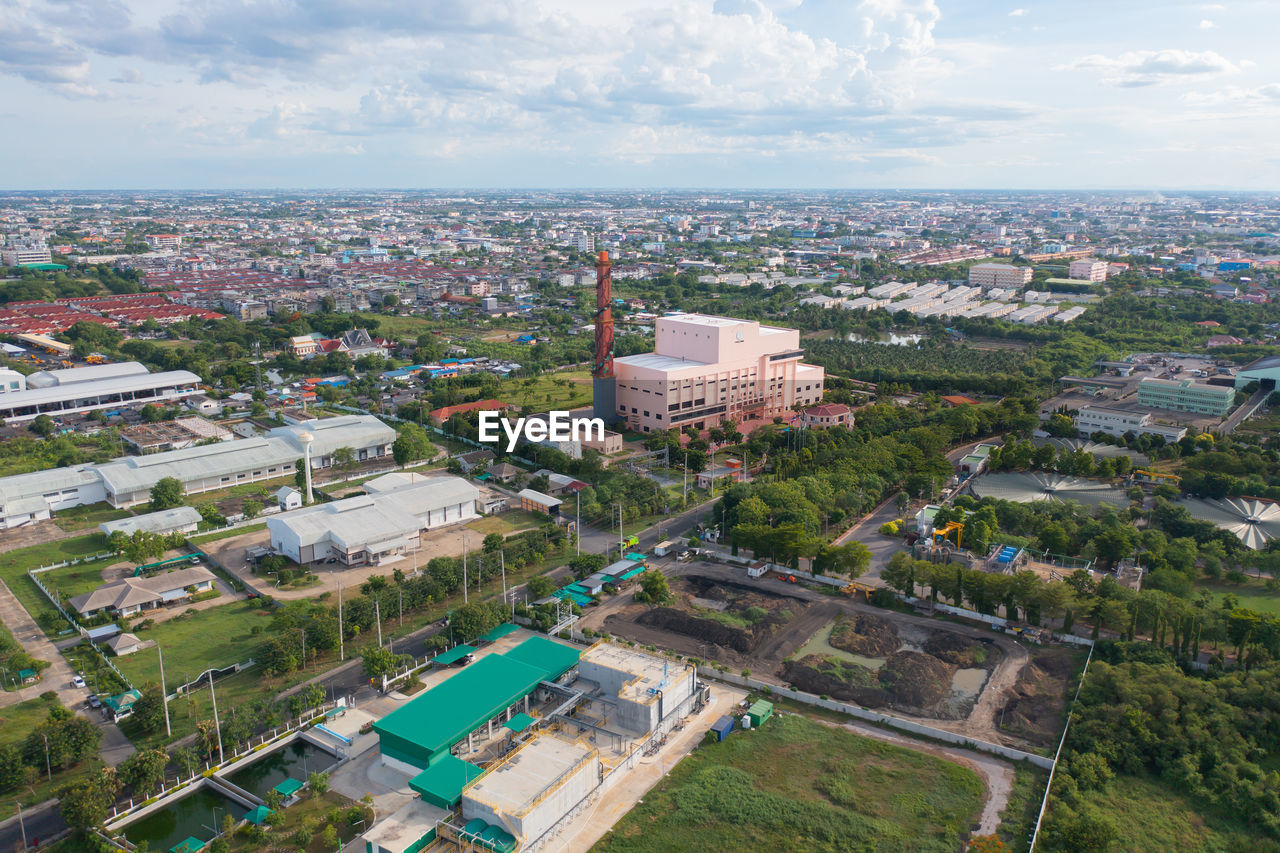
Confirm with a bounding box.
[2,0,1278,190]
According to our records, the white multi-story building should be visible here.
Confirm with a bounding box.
[968,263,1032,288]
[1,243,53,266]
[1068,259,1110,282]
[1073,406,1186,442]
[614,313,824,433]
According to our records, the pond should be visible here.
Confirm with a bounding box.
[847,332,924,346]
[224,739,339,799]
[793,619,887,672]
[950,667,989,701]
[123,785,241,852]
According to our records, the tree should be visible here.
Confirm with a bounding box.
[812,541,871,578]
[308,770,330,795]
[242,498,262,520]
[483,533,504,553]
[131,684,166,734]
[967,836,1009,853]
[881,552,917,597]
[59,767,120,832]
[119,748,168,796]
[333,446,357,473]
[450,601,503,641]
[360,645,402,681]
[568,553,607,581]
[149,476,184,510]
[392,423,435,466]
[29,414,55,437]
[638,569,671,605]
[527,575,555,599]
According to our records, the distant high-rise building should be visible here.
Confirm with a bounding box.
[568,231,594,253]
[968,263,1032,288]
[1,242,52,266]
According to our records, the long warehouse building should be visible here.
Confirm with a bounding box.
[0,361,201,422]
[0,414,396,524]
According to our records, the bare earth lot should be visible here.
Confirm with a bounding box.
[584,561,1076,753]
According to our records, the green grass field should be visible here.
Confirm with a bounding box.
[595,712,984,853]
[51,503,133,533]
[114,599,275,688]
[500,369,593,410]
[466,509,544,536]
[1053,774,1277,853]
[0,534,113,628]
[1197,577,1280,616]
[0,693,105,809]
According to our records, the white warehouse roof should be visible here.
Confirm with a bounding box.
[26,362,150,389]
[0,369,202,411]
[100,506,202,537]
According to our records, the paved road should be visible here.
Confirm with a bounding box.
[0,798,64,851]
[0,580,85,711]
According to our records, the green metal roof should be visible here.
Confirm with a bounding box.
[103,689,141,712]
[503,712,537,733]
[552,589,593,607]
[480,622,520,642]
[273,778,303,797]
[409,754,485,808]
[502,636,580,682]
[243,805,272,825]
[479,824,517,853]
[170,838,205,853]
[373,653,552,760]
[624,552,647,562]
[433,644,477,665]
[618,565,646,582]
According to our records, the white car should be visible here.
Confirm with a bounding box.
[71,676,86,689]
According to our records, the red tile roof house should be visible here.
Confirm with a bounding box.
[800,403,854,427]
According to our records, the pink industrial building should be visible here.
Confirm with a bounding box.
[613,313,824,433]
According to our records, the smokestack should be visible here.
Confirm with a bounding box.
[592,250,618,424]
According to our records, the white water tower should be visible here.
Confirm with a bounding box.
[298,430,315,504]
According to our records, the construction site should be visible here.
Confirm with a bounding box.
[360,631,718,853]
[582,561,1082,753]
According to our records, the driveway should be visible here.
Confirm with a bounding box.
[0,580,86,711]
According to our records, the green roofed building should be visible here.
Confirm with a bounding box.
[374,638,579,777]
[480,622,520,643]
[243,805,273,825]
[409,753,487,808]
[273,778,304,798]
[433,644,477,665]
[170,838,205,853]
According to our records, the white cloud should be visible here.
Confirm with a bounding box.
[1009,8,1027,16]
[1199,19,1216,28]
[1059,49,1239,86]
[1184,83,1280,105]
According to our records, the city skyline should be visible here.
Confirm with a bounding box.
[3,0,1279,190]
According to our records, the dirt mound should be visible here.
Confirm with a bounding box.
[828,613,900,657]
[783,656,891,708]
[997,649,1078,748]
[636,607,757,653]
[878,651,956,709]
[923,633,1000,669]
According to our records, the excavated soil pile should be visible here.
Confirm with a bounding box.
[829,613,900,657]
[997,648,1079,749]
[636,607,758,652]
[923,632,1001,669]
[878,651,956,709]
[633,576,804,654]
[782,656,891,707]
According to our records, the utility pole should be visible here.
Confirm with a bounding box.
[158,644,171,738]
[615,503,623,555]
[500,551,508,617]
[300,627,306,671]
[398,587,403,628]
[683,452,688,504]
[40,734,50,782]
[375,598,382,648]
[209,675,224,765]
[576,492,581,556]
[338,572,344,662]
[463,544,469,605]
[16,803,26,852]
